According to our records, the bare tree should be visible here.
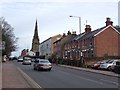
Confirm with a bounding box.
[0,17,18,56]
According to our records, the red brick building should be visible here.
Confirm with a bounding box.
[21,49,28,57]
[63,18,120,61]
[53,31,76,59]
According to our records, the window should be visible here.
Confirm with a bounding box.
[46,44,48,48]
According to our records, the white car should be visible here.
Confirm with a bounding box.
[17,57,23,62]
[99,59,120,70]
[22,58,32,65]
[91,59,111,69]
[34,59,52,71]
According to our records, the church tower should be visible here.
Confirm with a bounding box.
[31,20,40,56]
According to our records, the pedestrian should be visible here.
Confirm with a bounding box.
[3,55,7,62]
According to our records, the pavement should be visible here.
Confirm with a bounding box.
[59,64,119,77]
[2,61,31,89]
[0,60,119,89]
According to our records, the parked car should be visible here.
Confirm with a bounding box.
[31,58,36,62]
[17,57,23,62]
[9,56,18,61]
[114,61,120,74]
[99,59,120,70]
[91,61,102,69]
[33,59,52,71]
[111,61,120,72]
[91,59,111,69]
[22,57,32,65]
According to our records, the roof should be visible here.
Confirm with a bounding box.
[114,25,120,33]
[40,37,52,44]
[66,25,120,43]
[94,25,120,36]
[41,34,62,44]
[80,25,120,40]
[81,26,106,39]
[53,37,62,44]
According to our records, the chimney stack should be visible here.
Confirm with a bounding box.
[67,31,71,35]
[85,25,91,34]
[105,17,113,26]
[72,31,76,35]
[62,33,66,37]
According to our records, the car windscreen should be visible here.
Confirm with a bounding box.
[24,59,31,61]
[24,57,31,59]
[116,61,120,65]
[19,58,23,60]
[103,59,111,63]
[39,60,50,63]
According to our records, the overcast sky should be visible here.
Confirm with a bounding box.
[0,0,119,56]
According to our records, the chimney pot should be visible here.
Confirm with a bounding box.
[106,17,111,21]
[85,25,91,34]
[72,31,76,35]
[63,33,66,37]
[105,17,113,26]
[86,25,91,28]
[67,31,71,35]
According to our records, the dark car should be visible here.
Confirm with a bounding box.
[33,59,52,71]
[111,61,120,73]
[12,57,18,60]
[114,63,120,74]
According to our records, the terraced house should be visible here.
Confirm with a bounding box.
[63,17,120,61]
[53,31,77,60]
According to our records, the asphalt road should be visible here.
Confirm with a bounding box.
[13,60,119,88]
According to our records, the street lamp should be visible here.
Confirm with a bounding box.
[69,15,81,34]
[70,15,83,66]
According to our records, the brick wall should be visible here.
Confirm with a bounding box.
[118,33,120,55]
[95,26,120,57]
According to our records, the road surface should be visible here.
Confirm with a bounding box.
[13,60,119,89]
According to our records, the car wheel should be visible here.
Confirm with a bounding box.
[48,68,51,71]
[36,67,39,71]
[34,67,36,70]
[108,66,111,71]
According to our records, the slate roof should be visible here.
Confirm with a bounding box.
[64,35,77,44]
[67,25,120,43]
[114,25,120,33]
[80,26,106,40]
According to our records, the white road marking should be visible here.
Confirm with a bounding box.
[17,67,44,89]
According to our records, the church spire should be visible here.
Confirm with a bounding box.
[31,20,40,55]
[33,20,39,39]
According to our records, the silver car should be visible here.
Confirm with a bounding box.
[34,59,52,71]
[17,57,23,62]
[99,59,120,70]
[22,57,32,65]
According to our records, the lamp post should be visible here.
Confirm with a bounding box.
[70,16,83,66]
[69,15,81,34]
